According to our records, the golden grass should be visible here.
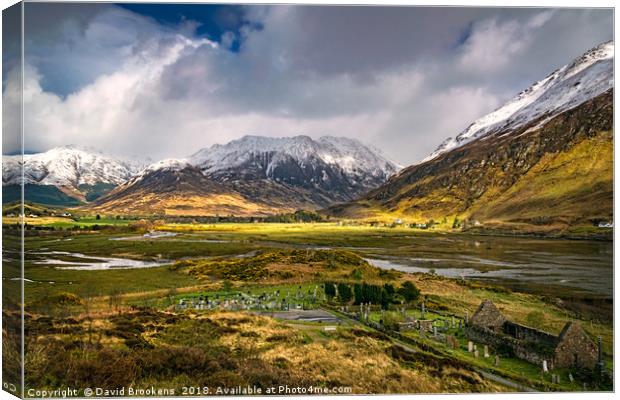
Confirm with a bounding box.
[188,311,506,393]
[3,216,73,225]
[90,192,296,216]
[471,131,612,222]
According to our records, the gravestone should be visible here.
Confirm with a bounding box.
[494,355,500,367]
[474,350,479,358]
[446,335,458,349]
[433,326,438,337]
[468,341,474,352]
[484,345,490,358]
[596,336,605,374]
[451,316,455,328]
[542,360,549,373]
[551,374,556,384]
[568,373,574,383]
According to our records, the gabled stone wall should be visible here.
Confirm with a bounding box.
[468,300,598,370]
[554,322,597,369]
[469,300,506,331]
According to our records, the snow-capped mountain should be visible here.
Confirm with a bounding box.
[3,135,399,210]
[190,135,400,186]
[89,135,401,214]
[423,41,614,163]
[330,41,613,230]
[2,145,140,188]
[124,158,191,184]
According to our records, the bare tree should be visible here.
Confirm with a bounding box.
[108,288,123,314]
[78,284,99,346]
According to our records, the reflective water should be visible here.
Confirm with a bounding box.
[360,235,612,297]
[34,251,169,270]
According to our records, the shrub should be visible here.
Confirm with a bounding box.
[337,283,353,303]
[51,292,84,306]
[398,281,421,303]
[324,282,336,298]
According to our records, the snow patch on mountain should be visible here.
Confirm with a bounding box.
[2,146,140,187]
[423,41,614,163]
[189,135,401,179]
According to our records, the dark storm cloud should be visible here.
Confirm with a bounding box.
[5,4,613,164]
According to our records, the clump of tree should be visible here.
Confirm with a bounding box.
[265,210,325,223]
[337,283,352,303]
[324,282,336,298]
[324,281,420,309]
[398,281,420,302]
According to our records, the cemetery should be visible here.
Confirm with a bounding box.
[173,283,326,313]
[172,281,608,390]
[466,300,600,370]
[339,297,610,391]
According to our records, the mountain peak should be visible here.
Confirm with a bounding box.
[3,146,137,188]
[142,158,190,173]
[189,135,400,177]
[422,41,614,164]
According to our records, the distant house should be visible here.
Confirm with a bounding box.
[467,300,598,370]
[598,221,613,228]
[28,214,39,218]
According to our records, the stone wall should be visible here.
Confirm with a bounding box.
[467,300,599,370]
[554,322,598,369]
[503,321,558,348]
[465,326,555,367]
[469,300,506,331]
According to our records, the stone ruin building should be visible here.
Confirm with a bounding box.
[466,300,599,370]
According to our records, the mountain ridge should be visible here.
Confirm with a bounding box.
[90,135,401,215]
[3,135,400,214]
[422,41,613,164]
[327,41,614,233]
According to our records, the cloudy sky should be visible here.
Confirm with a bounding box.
[2,3,613,165]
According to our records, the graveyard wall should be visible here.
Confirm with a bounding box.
[503,321,558,348]
[554,323,598,369]
[465,326,556,368]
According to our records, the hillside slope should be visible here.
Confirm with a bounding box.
[90,135,400,216]
[327,42,613,234]
[89,161,292,216]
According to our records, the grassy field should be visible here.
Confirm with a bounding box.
[4,215,133,228]
[3,221,613,394]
